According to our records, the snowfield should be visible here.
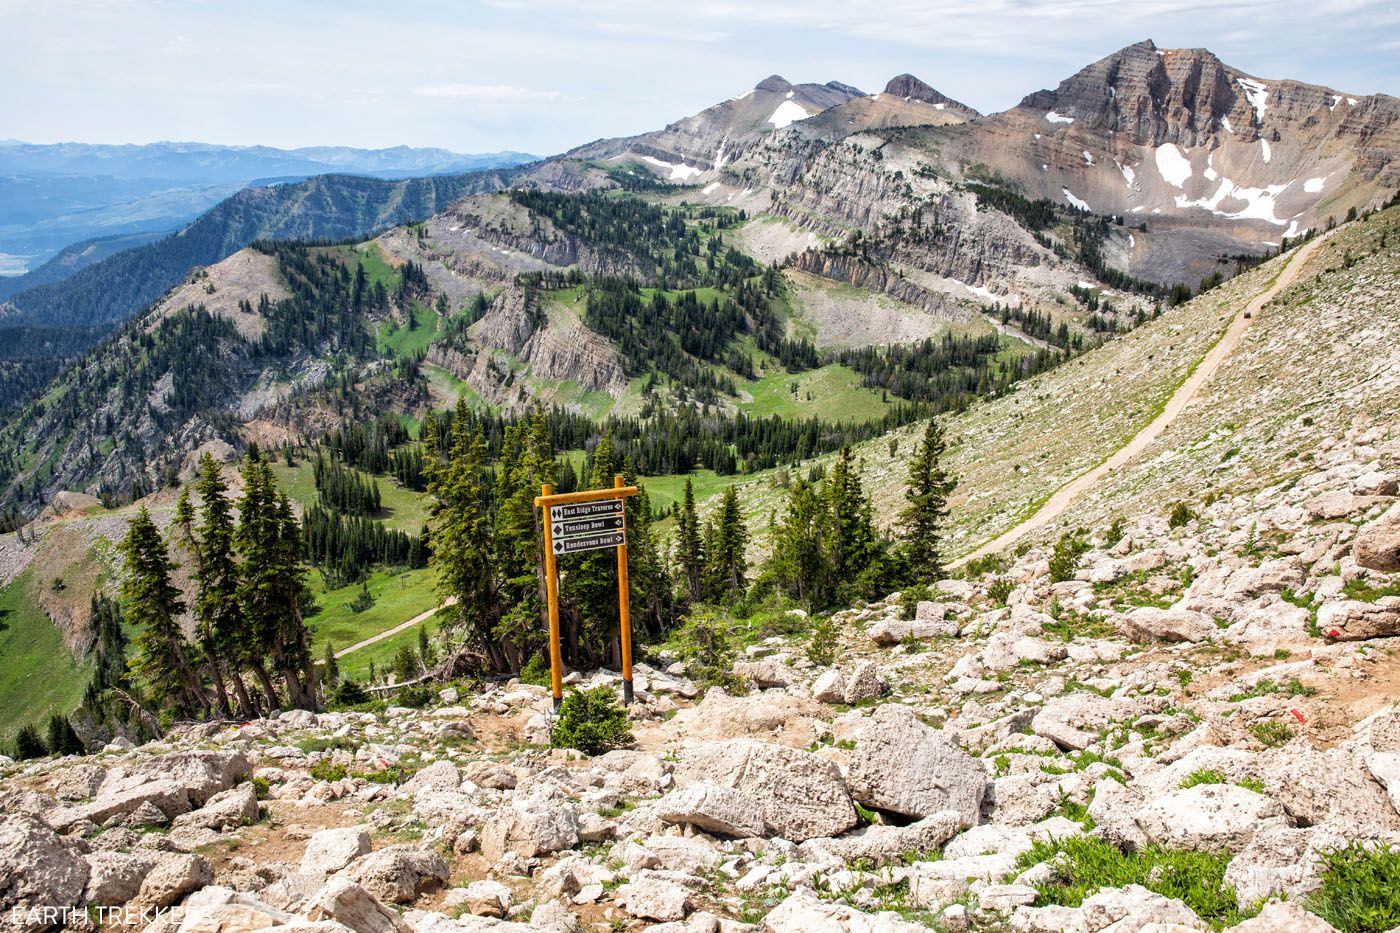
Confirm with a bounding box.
[1155,144,1193,188]
[767,100,811,129]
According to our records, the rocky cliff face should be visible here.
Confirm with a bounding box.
[428,286,629,414]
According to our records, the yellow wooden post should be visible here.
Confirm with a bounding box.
[541,482,564,712]
[615,475,634,704]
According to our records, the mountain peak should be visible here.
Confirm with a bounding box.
[881,74,979,116]
[755,75,794,94]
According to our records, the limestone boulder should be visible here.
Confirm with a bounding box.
[844,704,986,824]
[300,826,372,876]
[1317,597,1400,640]
[1353,506,1400,572]
[305,876,410,933]
[654,782,766,838]
[1119,606,1217,643]
[0,814,90,926]
[675,740,856,842]
[1135,785,1287,853]
[171,782,259,831]
[345,845,449,904]
[480,805,580,861]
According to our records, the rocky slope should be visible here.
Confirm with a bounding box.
[2,455,1396,931]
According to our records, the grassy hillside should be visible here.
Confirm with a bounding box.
[713,211,1400,563]
[0,569,92,745]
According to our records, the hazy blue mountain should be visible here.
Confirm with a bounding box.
[0,140,537,273]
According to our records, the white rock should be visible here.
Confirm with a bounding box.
[1136,785,1287,853]
[845,704,986,824]
[300,826,372,876]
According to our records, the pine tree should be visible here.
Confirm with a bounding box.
[826,447,877,583]
[702,486,747,602]
[900,419,956,583]
[237,456,315,710]
[766,478,835,610]
[428,399,499,663]
[675,478,705,604]
[492,408,554,671]
[120,506,206,716]
[322,642,339,688]
[191,454,249,716]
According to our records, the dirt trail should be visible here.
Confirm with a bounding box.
[954,233,1331,566]
[335,597,455,659]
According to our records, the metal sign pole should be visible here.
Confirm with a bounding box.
[615,475,634,704]
[540,482,564,712]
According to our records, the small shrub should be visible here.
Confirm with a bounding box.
[1105,516,1126,547]
[1306,842,1400,932]
[806,615,838,667]
[395,685,432,708]
[1048,530,1091,583]
[1250,721,1295,748]
[250,776,271,799]
[672,607,740,691]
[330,678,370,707]
[898,584,932,621]
[1168,502,1197,529]
[518,654,551,687]
[964,553,1009,578]
[309,759,348,782]
[551,686,634,756]
[987,577,1014,606]
[349,585,375,613]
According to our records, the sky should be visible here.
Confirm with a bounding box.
[2,0,1398,157]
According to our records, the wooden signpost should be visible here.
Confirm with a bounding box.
[535,475,639,710]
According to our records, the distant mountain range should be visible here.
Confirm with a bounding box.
[0,141,538,275]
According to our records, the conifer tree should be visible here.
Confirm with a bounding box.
[675,478,705,604]
[120,506,206,715]
[493,408,554,671]
[826,447,877,582]
[620,459,671,637]
[192,454,251,716]
[900,419,956,583]
[766,478,835,610]
[428,399,499,663]
[702,486,747,601]
[237,456,315,710]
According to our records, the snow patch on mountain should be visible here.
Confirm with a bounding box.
[1261,139,1272,164]
[1175,177,1290,224]
[1237,77,1269,122]
[641,156,703,181]
[767,100,812,129]
[1155,144,1193,188]
[1045,111,1074,125]
[1303,176,1327,193]
[1117,161,1135,187]
[1063,187,1090,211]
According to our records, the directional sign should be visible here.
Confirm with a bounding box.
[550,499,624,522]
[552,530,625,555]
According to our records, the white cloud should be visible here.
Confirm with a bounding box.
[414,83,563,101]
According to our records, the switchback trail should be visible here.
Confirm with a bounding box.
[335,597,456,659]
[954,232,1331,567]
